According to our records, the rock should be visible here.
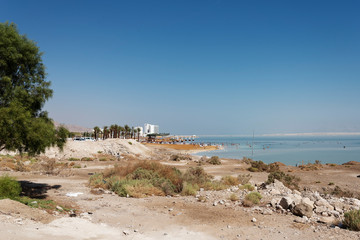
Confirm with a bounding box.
[294,216,308,224]
[293,194,302,205]
[279,197,293,210]
[270,189,281,195]
[123,230,130,235]
[213,201,218,206]
[350,198,360,207]
[293,190,301,195]
[314,206,329,214]
[301,198,314,208]
[262,209,273,215]
[251,218,257,222]
[318,216,336,224]
[270,198,281,207]
[315,199,334,210]
[56,206,63,211]
[292,203,313,218]
[219,200,225,205]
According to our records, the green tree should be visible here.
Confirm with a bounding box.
[124,125,130,139]
[136,127,141,141]
[93,126,101,140]
[0,22,68,155]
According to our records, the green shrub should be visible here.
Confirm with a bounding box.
[207,156,221,165]
[181,182,199,196]
[89,173,106,188]
[240,183,255,191]
[244,192,262,206]
[248,167,259,172]
[343,210,360,231]
[128,141,132,145]
[81,157,94,161]
[248,160,268,172]
[127,168,176,195]
[266,171,300,190]
[68,158,80,161]
[0,175,22,199]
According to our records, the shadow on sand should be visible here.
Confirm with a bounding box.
[19,181,61,199]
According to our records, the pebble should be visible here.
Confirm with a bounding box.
[251,218,257,222]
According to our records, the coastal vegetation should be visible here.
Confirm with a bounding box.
[343,210,360,231]
[243,192,262,207]
[0,22,68,155]
[266,171,300,190]
[207,156,221,165]
[89,161,242,197]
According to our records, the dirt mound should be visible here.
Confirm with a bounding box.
[0,199,54,223]
[42,139,152,160]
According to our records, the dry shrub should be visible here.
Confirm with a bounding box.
[170,154,192,161]
[330,186,355,198]
[242,157,253,164]
[266,171,300,190]
[229,193,239,201]
[221,175,240,186]
[237,174,252,184]
[239,183,255,191]
[207,156,221,165]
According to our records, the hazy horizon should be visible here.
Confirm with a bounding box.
[2,0,360,135]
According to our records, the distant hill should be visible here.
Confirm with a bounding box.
[54,121,93,133]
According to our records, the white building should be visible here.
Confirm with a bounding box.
[144,123,159,136]
[134,126,144,137]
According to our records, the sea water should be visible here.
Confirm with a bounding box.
[193,136,360,166]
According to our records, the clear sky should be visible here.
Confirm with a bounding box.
[2,0,360,135]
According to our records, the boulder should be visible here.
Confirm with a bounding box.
[315,199,334,210]
[318,216,336,225]
[270,198,281,208]
[314,206,329,214]
[301,198,314,209]
[292,203,313,218]
[279,196,294,209]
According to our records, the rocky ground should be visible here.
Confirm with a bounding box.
[1,140,360,240]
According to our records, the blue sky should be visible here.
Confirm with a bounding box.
[2,0,360,135]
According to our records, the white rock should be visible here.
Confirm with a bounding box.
[251,218,257,222]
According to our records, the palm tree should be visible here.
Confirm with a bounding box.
[124,125,130,139]
[118,126,124,139]
[134,129,138,140]
[137,127,141,141]
[113,124,119,138]
[103,126,108,139]
[93,126,100,140]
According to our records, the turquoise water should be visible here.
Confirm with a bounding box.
[194,136,360,166]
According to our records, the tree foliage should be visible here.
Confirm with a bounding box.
[0,22,68,155]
